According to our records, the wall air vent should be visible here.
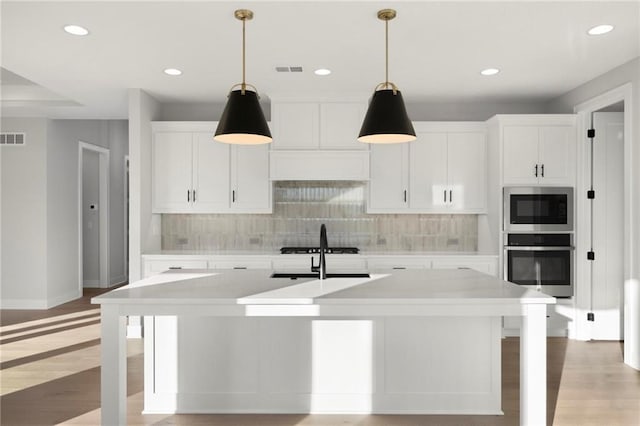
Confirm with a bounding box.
[0,133,26,146]
[275,66,304,73]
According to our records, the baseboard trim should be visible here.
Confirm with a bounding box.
[0,298,49,310]
[47,289,82,309]
[83,279,100,288]
[110,274,128,287]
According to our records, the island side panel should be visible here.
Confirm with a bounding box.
[144,315,502,414]
[100,305,127,425]
[520,303,548,426]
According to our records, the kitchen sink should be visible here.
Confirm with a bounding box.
[270,272,370,279]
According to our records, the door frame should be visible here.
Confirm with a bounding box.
[78,141,110,290]
[573,83,634,360]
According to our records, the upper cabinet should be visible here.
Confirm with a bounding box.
[271,100,368,150]
[152,122,272,214]
[498,115,576,186]
[368,122,487,213]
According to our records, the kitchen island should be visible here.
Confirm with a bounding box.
[92,268,554,426]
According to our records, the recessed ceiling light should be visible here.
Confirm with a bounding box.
[164,68,182,76]
[588,24,614,35]
[314,68,331,76]
[480,68,500,76]
[63,24,89,36]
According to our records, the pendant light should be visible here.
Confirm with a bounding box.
[214,9,272,145]
[358,9,415,144]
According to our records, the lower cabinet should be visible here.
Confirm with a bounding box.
[143,259,209,278]
[431,258,497,276]
[366,257,429,270]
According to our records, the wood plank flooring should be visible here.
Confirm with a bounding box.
[1,289,639,425]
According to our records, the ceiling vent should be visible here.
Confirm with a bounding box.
[275,66,304,73]
[0,132,26,146]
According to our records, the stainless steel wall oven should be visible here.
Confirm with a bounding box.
[504,233,573,297]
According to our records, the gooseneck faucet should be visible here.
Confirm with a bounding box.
[311,224,328,280]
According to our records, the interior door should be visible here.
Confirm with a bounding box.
[591,112,624,340]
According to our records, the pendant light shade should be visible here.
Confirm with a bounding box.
[215,88,272,144]
[358,88,415,143]
[214,9,272,145]
[358,9,415,144]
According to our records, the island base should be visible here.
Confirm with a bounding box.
[144,316,502,415]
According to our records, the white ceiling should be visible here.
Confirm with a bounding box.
[2,0,639,119]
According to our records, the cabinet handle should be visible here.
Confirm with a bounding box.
[193,190,196,202]
[187,190,190,202]
[449,190,453,203]
[541,164,545,177]
[444,190,447,203]
[168,266,182,270]
[403,190,407,203]
[392,266,407,270]
[233,266,247,270]
[534,164,538,177]
[232,190,236,203]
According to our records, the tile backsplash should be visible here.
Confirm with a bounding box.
[162,181,478,252]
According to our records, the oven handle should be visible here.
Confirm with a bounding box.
[504,246,574,251]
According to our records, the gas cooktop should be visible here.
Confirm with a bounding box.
[280,247,360,254]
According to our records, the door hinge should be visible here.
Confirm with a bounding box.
[587,128,596,138]
[587,312,595,321]
[587,251,595,260]
[587,190,595,199]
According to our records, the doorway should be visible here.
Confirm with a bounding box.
[574,83,637,369]
[78,142,110,290]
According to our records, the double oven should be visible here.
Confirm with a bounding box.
[503,187,574,297]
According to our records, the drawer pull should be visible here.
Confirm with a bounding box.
[168,266,182,270]
[392,266,407,270]
[233,266,247,270]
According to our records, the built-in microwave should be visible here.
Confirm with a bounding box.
[504,187,573,232]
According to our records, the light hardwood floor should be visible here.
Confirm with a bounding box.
[1,289,639,425]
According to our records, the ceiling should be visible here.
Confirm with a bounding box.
[2,0,639,119]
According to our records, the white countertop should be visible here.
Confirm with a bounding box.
[92,269,553,306]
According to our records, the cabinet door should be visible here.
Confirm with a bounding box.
[447,132,486,212]
[319,103,368,150]
[538,126,574,185]
[272,102,319,149]
[153,132,193,212]
[192,133,230,212]
[231,145,272,213]
[368,144,408,212]
[409,132,448,211]
[502,126,539,185]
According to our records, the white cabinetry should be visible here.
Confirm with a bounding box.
[152,122,271,213]
[271,100,367,150]
[368,122,486,213]
[143,259,209,278]
[499,115,576,186]
[431,257,497,276]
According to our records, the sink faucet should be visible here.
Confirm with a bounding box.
[311,224,328,279]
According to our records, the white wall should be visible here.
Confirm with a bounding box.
[1,118,49,308]
[129,89,161,281]
[0,118,128,308]
[82,149,100,285]
[547,57,640,369]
